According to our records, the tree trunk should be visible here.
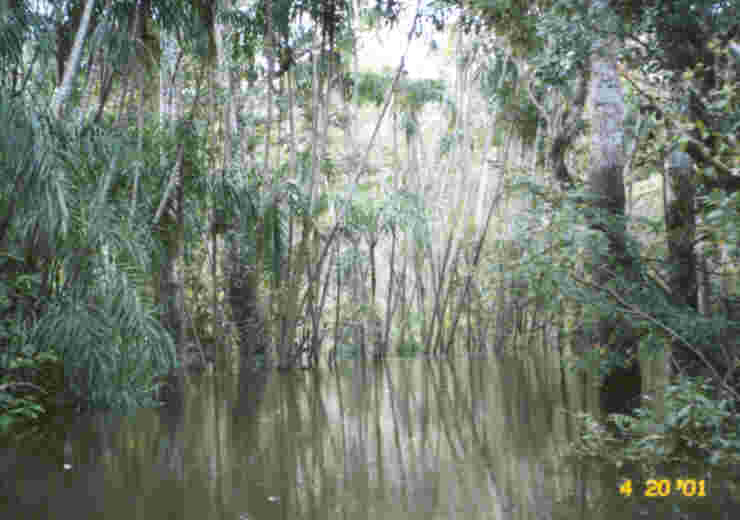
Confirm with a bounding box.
[664,149,702,375]
[158,217,186,349]
[51,0,96,118]
[156,137,187,355]
[587,0,641,415]
[153,24,187,359]
[226,232,267,362]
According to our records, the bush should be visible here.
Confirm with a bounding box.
[570,377,740,472]
[28,271,176,410]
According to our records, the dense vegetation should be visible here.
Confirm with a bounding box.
[0,0,738,468]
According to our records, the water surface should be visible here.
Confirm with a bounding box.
[2,356,738,519]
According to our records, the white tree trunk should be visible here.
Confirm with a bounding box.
[51,0,96,118]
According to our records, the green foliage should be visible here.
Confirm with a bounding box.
[360,1,403,29]
[480,50,541,143]
[0,91,181,418]
[0,391,44,433]
[0,351,56,434]
[334,341,362,361]
[510,175,738,374]
[395,309,424,358]
[532,0,599,85]
[0,1,31,74]
[397,336,422,358]
[397,77,449,141]
[29,270,176,410]
[398,77,447,111]
[571,377,740,471]
[338,183,428,244]
[214,161,288,287]
[701,190,740,258]
[222,0,351,82]
[484,0,740,471]
[437,131,456,157]
[467,0,541,52]
[353,70,393,107]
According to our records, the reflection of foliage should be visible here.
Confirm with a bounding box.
[438,131,456,157]
[397,337,421,357]
[334,338,362,361]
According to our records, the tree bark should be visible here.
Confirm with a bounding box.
[664,149,702,374]
[226,233,267,361]
[156,58,187,354]
[587,0,641,415]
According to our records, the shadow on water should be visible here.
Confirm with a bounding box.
[1,353,739,519]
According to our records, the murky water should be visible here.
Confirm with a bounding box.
[1,356,738,519]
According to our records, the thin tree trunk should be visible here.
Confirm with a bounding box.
[307,19,334,365]
[211,1,230,366]
[278,67,299,363]
[382,225,397,355]
[51,0,96,118]
[156,48,189,356]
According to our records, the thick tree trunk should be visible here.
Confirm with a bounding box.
[589,41,629,344]
[587,1,641,415]
[226,235,268,362]
[664,149,702,374]
[664,153,697,309]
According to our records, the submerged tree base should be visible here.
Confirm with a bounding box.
[600,357,642,417]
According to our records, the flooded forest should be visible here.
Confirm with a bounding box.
[1,0,740,518]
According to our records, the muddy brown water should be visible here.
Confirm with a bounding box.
[1,356,738,519]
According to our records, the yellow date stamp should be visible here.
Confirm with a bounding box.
[619,479,707,497]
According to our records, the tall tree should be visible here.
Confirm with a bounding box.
[586,0,641,413]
